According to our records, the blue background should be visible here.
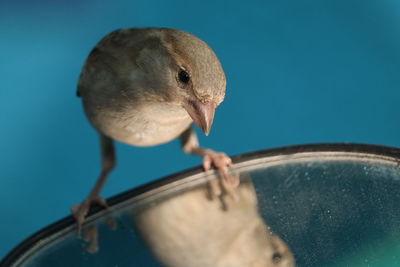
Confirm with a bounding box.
[1,0,400,258]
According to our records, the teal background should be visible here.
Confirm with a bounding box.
[1,0,400,259]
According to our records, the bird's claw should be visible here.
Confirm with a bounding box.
[71,196,109,237]
[203,151,240,201]
[71,196,117,253]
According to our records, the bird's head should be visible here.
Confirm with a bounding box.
[165,29,226,136]
[136,28,226,136]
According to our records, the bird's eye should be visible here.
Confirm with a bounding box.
[178,69,190,84]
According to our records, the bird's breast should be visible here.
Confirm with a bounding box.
[88,102,192,147]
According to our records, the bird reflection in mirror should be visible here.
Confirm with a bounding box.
[134,177,295,267]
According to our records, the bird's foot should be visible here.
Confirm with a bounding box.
[71,196,117,253]
[202,151,240,201]
[71,196,109,236]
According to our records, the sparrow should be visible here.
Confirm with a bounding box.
[134,180,295,267]
[73,28,238,230]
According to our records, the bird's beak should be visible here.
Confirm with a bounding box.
[184,100,216,136]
